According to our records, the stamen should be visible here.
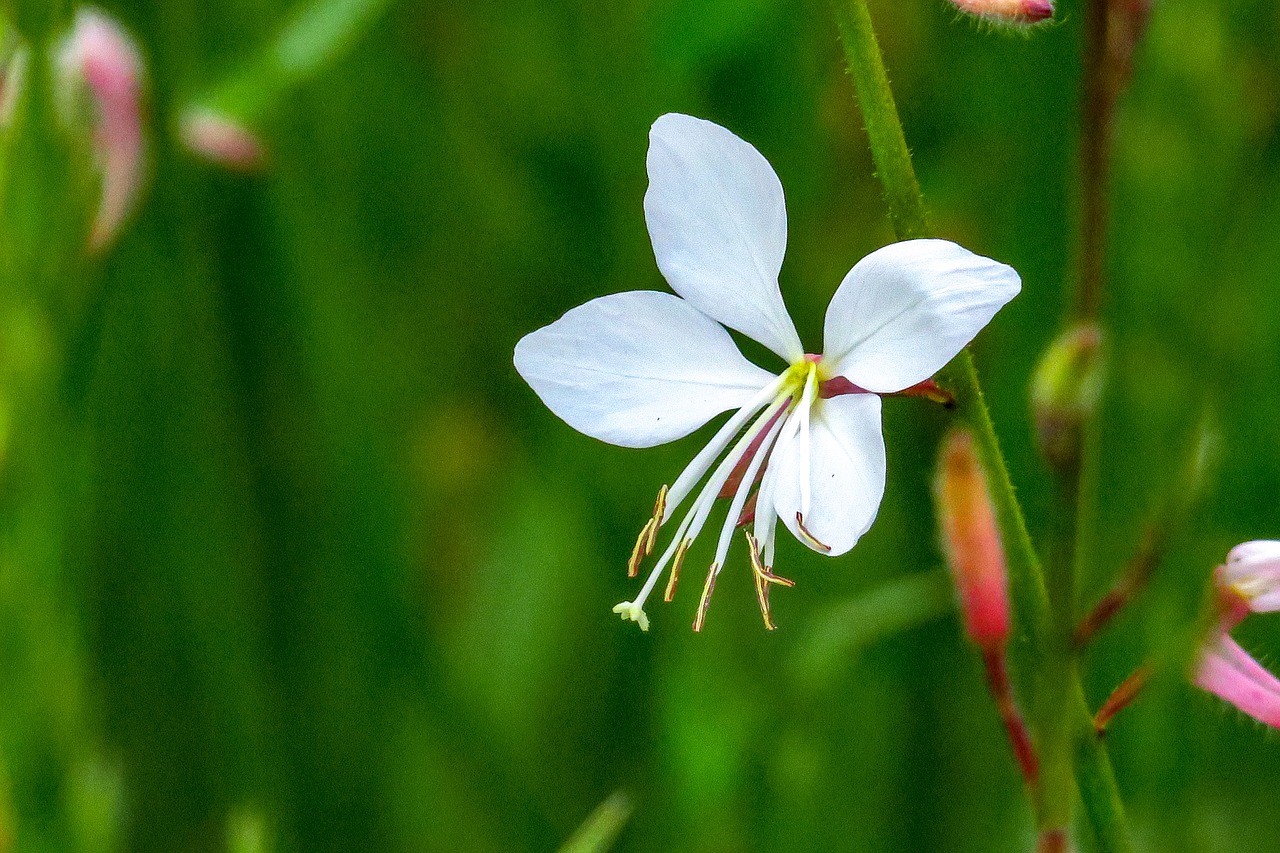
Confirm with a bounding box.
[746,532,776,630]
[745,531,796,630]
[650,485,668,531]
[795,512,832,553]
[710,402,790,574]
[615,385,793,627]
[718,406,789,498]
[664,538,691,602]
[663,372,792,523]
[628,518,656,578]
[797,363,819,519]
[693,563,720,632]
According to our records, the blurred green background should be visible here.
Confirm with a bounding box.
[2,0,1280,850]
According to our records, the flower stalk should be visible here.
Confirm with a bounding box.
[833,1,1134,849]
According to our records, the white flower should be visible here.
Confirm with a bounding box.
[514,114,1021,631]
[1220,540,1280,614]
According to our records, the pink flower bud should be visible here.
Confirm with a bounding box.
[179,107,267,172]
[1194,633,1280,729]
[59,7,146,251]
[948,0,1054,25]
[936,428,1010,649]
[1218,540,1280,616]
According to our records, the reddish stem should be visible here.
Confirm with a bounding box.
[982,646,1039,788]
[1093,665,1152,733]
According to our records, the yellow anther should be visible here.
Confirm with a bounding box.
[643,485,668,555]
[651,484,668,525]
[745,531,794,630]
[664,538,691,602]
[628,518,655,578]
[693,563,720,633]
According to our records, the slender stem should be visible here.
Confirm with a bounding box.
[831,0,928,241]
[1037,459,1081,834]
[832,2,1134,849]
[982,647,1039,789]
[190,0,395,126]
[1076,0,1111,320]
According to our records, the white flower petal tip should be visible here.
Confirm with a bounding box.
[612,601,650,632]
[644,113,803,362]
[1220,540,1280,614]
[824,239,1021,393]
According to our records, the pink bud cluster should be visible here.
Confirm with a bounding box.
[936,429,1010,650]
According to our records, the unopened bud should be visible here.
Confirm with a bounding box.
[1031,324,1104,471]
[58,7,146,251]
[948,0,1054,26]
[179,107,267,172]
[936,428,1010,649]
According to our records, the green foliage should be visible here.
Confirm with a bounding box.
[0,0,1279,850]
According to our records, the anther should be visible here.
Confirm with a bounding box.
[628,518,655,578]
[649,485,668,536]
[693,563,721,633]
[795,512,832,553]
[664,538,691,602]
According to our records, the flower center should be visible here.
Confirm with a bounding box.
[613,362,821,632]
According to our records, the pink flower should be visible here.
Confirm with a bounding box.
[1194,633,1280,729]
[58,7,146,251]
[1218,540,1280,617]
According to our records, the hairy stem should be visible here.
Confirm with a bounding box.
[832,2,1133,849]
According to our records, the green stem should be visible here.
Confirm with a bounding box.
[832,2,1133,849]
[1036,460,1082,833]
[190,0,395,126]
[831,0,928,242]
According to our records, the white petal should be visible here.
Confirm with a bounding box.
[823,239,1021,392]
[769,394,885,556]
[514,291,776,448]
[644,113,803,362]
[1224,540,1280,612]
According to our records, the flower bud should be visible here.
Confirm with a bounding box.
[948,0,1054,26]
[1194,633,1280,729]
[1031,324,1104,471]
[936,428,1010,649]
[57,7,146,251]
[1218,540,1280,617]
[179,107,266,172]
